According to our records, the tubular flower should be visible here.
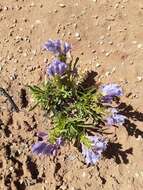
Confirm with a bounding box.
[32,137,63,156]
[47,59,67,77]
[81,136,107,165]
[101,84,123,103]
[106,108,126,126]
[43,39,71,55]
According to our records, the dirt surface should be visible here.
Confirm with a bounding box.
[0,0,143,190]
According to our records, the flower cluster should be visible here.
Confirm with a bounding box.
[43,39,71,56]
[30,39,127,165]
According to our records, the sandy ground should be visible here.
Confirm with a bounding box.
[0,0,143,189]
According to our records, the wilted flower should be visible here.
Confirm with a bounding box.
[43,39,71,55]
[32,137,63,156]
[81,136,107,165]
[106,108,126,126]
[101,84,123,103]
[47,59,67,77]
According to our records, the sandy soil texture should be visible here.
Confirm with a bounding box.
[0,0,143,190]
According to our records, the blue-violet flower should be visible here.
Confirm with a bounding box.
[101,84,123,103]
[106,108,126,126]
[47,59,67,77]
[43,39,71,55]
[32,137,63,156]
[81,136,107,165]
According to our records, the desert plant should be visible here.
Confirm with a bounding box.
[29,39,126,165]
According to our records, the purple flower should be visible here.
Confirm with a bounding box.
[63,42,71,54]
[43,39,71,55]
[43,39,62,55]
[101,84,123,103]
[47,59,67,77]
[32,137,63,156]
[106,108,126,126]
[81,136,107,165]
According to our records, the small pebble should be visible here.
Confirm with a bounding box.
[136,135,142,141]
[30,2,35,7]
[111,67,116,73]
[105,52,111,57]
[107,25,111,31]
[137,76,142,82]
[92,49,96,53]
[0,65,3,71]
[60,184,68,190]
[44,58,48,63]
[10,73,17,80]
[105,71,111,76]
[114,3,119,8]
[59,4,66,8]
[73,23,77,29]
[70,187,75,190]
[96,63,101,68]
[100,35,105,40]
[135,173,139,178]
[82,172,86,177]
[75,32,80,38]
[132,41,137,44]
[9,167,14,171]
[99,41,104,45]
[137,44,143,49]
[3,6,8,11]
[35,20,41,24]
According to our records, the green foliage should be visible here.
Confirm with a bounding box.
[29,57,105,147]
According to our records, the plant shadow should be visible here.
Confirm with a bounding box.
[104,142,133,164]
[79,71,143,164]
[118,102,143,138]
[105,102,143,164]
[78,71,98,89]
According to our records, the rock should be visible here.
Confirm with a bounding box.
[105,71,111,76]
[75,32,80,38]
[10,73,17,80]
[92,49,96,53]
[107,25,111,31]
[60,184,68,190]
[73,23,77,29]
[111,67,116,73]
[75,32,81,41]
[137,44,143,49]
[59,4,66,8]
[108,41,113,45]
[96,63,101,68]
[105,52,111,57]
[137,76,142,82]
[3,6,8,11]
[82,172,86,177]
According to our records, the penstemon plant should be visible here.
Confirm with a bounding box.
[29,39,126,165]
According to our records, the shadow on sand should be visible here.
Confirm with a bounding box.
[81,71,143,164]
